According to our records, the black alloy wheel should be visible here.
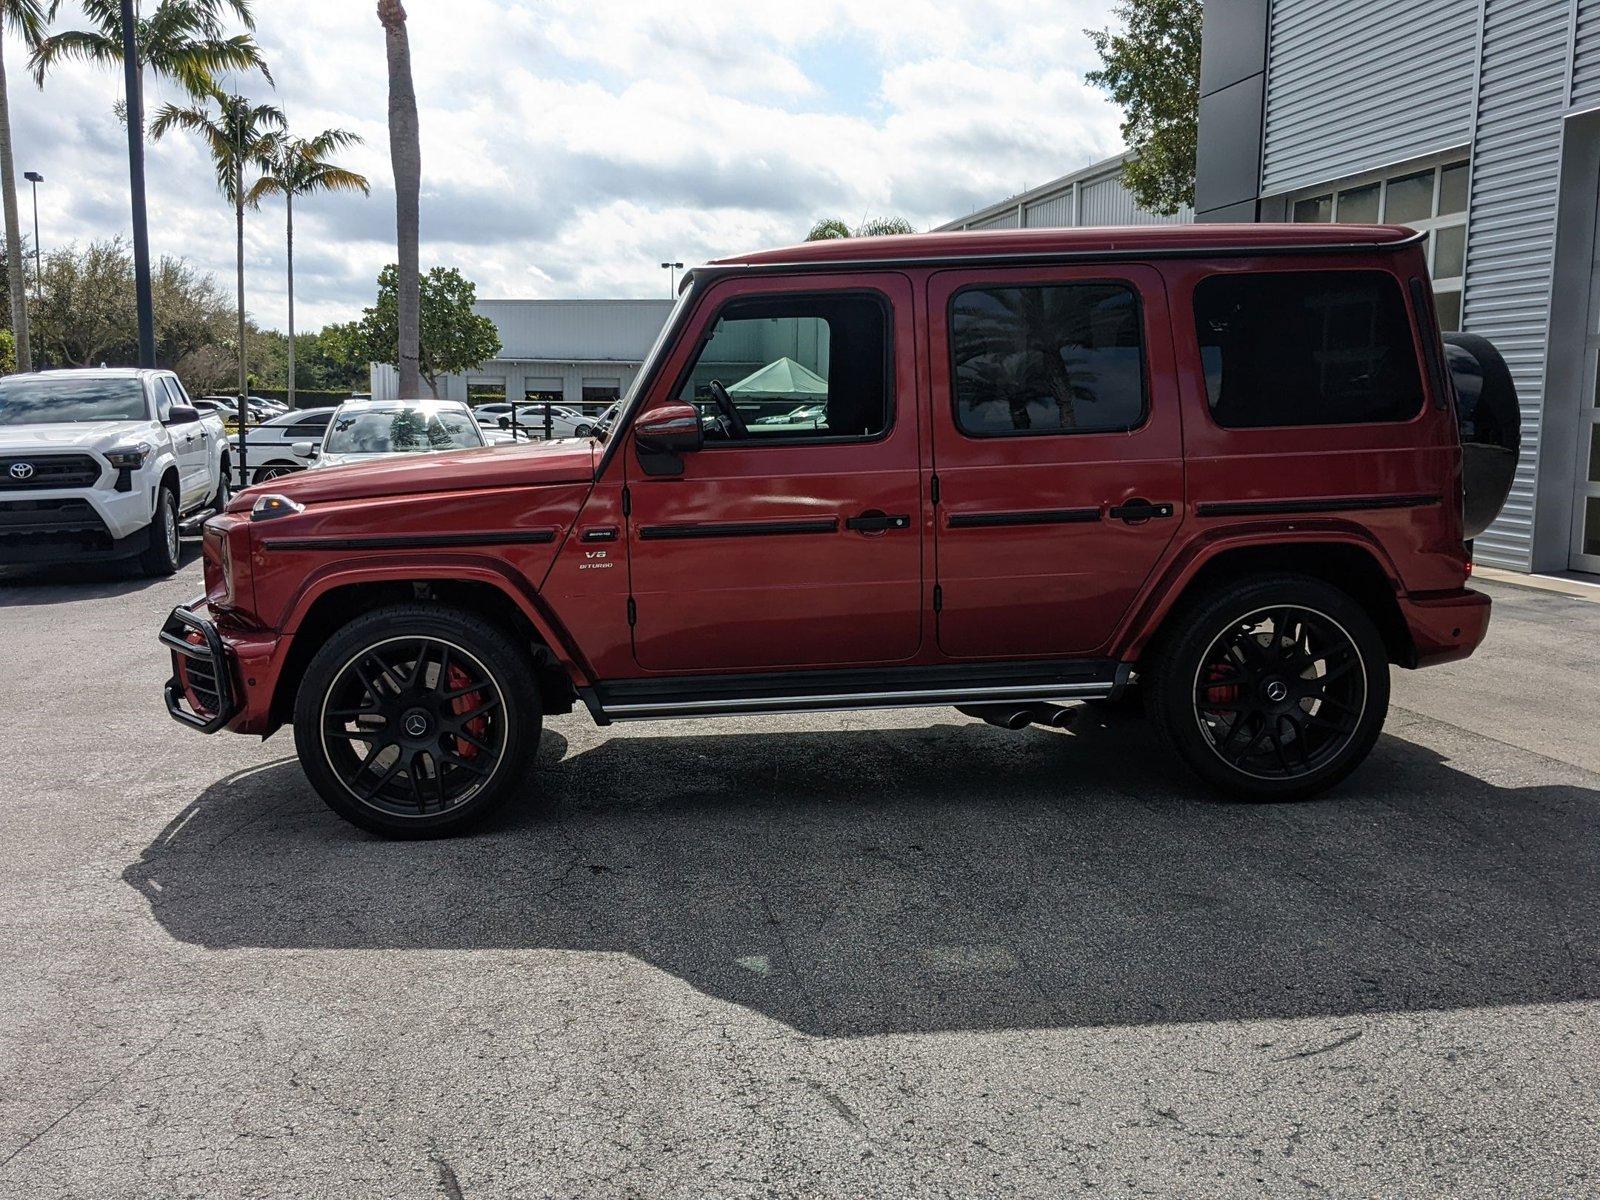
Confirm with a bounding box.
[1144,575,1389,801]
[319,636,507,818]
[294,604,541,837]
[1191,606,1365,780]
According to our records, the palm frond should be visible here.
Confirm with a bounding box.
[3,0,56,49]
[28,28,120,86]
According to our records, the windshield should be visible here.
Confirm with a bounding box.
[0,377,147,425]
[324,408,484,455]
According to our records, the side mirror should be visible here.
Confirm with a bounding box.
[634,402,703,477]
[291,441,317,459]
[165,404,200,426]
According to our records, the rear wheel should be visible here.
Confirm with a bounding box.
[137,484,181,577]
[1144,576,1389,801]
[293,604,542,837]
[254,463,296,484]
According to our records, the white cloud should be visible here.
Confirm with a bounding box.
[5,0,1124,331]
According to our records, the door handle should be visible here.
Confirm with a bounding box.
[846,511,911,534]
[1108,499,1175,524]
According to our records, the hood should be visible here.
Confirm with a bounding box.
[0,420,157,451]
[229,437,596,509]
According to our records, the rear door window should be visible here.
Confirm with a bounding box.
[1194,271,1424,428]
[950,282,1146,436]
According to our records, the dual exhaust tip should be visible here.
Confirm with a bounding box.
[956,702,1079,731]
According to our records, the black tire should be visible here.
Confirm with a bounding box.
[293,604,542,838]
[138,484,181,577]
[253,463,295,484]
[574,424,593,437]
[210,459,232,510]
[1143,575,1389,802]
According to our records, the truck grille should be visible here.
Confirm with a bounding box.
[0,497,112,548]
[0,453,103,490]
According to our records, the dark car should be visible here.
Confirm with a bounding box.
[162,224,1519,837]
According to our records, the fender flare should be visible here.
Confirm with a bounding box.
[1112,526,1405,662]
[278,553,595,686]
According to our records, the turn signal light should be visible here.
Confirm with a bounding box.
[250,494,305,522]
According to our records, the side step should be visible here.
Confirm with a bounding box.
[586,660,1129,723]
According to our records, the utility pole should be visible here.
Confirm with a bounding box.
[120,0,155,368]
[23,172,41,302]
[660,260,683,296]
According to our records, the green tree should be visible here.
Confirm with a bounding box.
[249,128,369,407]
[378,0,421,397]
[0,327,14,374]
[30,0,271,97]
[0,0,52,374]
[357,265,501,397]
[804,216,915,241]
[150,87,284,404]
[1085,0,1202,217]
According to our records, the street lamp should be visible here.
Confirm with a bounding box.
[23,172,42,302]
[660,261,683,296]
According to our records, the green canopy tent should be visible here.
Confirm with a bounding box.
[726,356,829,402]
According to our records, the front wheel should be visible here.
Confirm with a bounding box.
[138,484,181,577]
[293,604,542,838]
[1144,576,1389,801]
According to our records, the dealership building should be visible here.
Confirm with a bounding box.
[372,298,674,413]
[944,1,1600,576]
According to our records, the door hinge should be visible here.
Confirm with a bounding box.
[621,486,631,517]
[933,584,943,613]
[626,596,637,626]
[930,474,940,506]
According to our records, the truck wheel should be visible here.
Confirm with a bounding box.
[1143,575,1389,802]
[293,604,542,838]
[138,484,181,577]
[211,461,232,510]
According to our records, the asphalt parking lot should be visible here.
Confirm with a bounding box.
[2,553,1597,1199]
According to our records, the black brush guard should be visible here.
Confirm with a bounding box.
[160,600,238,733]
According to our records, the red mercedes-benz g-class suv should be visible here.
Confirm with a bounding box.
[162,225,1520,838]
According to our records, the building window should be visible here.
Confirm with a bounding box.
[580,380,620,415]
[467,378,506,403]
[950,283,1146,436]
[1194,271,1425,429]
[1288,157,1468,331]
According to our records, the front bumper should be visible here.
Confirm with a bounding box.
[0,487,151,564]
[1399,586,1492,668]
[161,600,238,732]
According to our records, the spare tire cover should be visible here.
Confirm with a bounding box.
[1443,332,1521,539]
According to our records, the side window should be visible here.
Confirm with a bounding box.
[1194,270,1424,428]
[677,292,890,442]
[950,282,1146,436]
[151,379,173,422]
[288,415,330,437]
[166,376,192,407]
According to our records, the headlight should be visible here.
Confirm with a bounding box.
[250,493,305,522]
[105,442,151,469]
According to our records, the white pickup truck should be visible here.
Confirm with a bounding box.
[0,368,232,576]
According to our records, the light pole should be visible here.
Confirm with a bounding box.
[120,0,156,368]
[23,172,42,303]
[660,261,683,296]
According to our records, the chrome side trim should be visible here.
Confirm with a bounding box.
[604,679,1116,719]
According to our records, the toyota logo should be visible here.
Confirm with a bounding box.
[1264,680,1290,703]
[8,462,34,480]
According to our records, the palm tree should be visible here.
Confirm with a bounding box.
[151,87,282,404]
[249,129,368,407]
[378,0,420,397]
[30,0,271,96]
[0,0,53,374]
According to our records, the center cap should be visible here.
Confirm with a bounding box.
[1263,679,1290,704]
[401,709,433,739]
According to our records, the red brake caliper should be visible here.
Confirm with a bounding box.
[1201,663,1239,712]
[446,663,487,758]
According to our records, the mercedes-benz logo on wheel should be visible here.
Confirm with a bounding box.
[404,713,429,737]
[9,462,34,480]
[1264,680,1290,703]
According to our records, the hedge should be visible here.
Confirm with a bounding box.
[249,388,365,408]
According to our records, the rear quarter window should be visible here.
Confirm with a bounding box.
[1194,270,1424,428]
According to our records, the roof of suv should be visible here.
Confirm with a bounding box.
[2,367,174,382]
[710,223,1420,269]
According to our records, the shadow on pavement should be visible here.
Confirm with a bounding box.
[0,541,202,604]
[125,712,1600,1036]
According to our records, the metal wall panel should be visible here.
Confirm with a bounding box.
[1462,0,1574,569]
[1078,176,1193,226]
[1024,191,1076,226]
[1573,0,1600,104]
[969,210,1021,230]
[479,299,674,360]
[1261,0,1481,196]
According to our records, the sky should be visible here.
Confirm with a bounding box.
[6,0,1127,332]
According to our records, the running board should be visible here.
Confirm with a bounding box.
[584,660,1129,723]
